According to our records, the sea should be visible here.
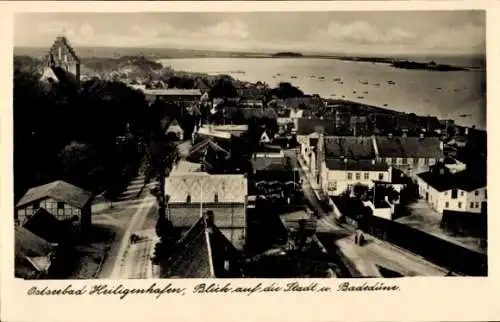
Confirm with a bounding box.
[158,56,486,130]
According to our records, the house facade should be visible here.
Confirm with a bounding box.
[374,134,444,176]
[15,180,93,231]
[317,135,391,196]
[320,159,391,196]
[416,165,487,214]
[165,172,248,250]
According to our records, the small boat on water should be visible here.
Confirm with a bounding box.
[276,73,281,76]
[357,96,364,99]
[360,81,368,85]
[340,82,344,84]
[353,91,357,94]
[319,76,325,80]
[363,91,368,94]
[383,104,388,107]
[272,75,276,78]
[310,75,316,78]
[374,83,380,86]
[331,94,336,96]
[387,80,396,85]
[333,78,341,81]
[436,87,442,90]
[453,89,460,92]
[291,75,297,79]
[342,95,346,98]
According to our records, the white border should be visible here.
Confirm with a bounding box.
[1,2,499,322]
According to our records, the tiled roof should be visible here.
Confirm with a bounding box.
[143,89,202,96]
[164,216,245,278]
[163,217,213,278]
[171,161,202,174]
[15,227,55,279]
[186,137,231,164]
[296,118,336,135]
[251,156,298,172]
[324,136,375,159]
[169,204,246,228]
[417,169,486,192]
[325,159,389,171]
[197,127,232,140]
[166,172,247,203]
[375,136,443,158]
[16,180,92,209]
[23,208,64,244]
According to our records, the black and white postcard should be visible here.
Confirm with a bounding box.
[1,1,498,322]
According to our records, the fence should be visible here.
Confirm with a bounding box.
[358,215,487,276]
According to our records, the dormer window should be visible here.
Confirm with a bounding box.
[214,193,219,203]
[186,194,191,203]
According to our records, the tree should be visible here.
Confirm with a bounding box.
[59,141,104,191]
[209,78,238,98]
[144,128,181,260]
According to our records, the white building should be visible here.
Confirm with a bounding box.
[317,135,391,196]
[416,165,487,214]
[374,134,444,176]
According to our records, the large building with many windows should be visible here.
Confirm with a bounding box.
[416,164,486,214]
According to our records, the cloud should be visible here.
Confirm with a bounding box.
[37,21,95,45]
[310,20,484,54]
[128,19,249,48]
[421,23,485,51]
[311,21,418,45]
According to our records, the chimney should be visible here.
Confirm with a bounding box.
[402,130,407,138]
[440,141,444,151]
[371,159,375,165]
[419,132,424,139]
[388,133,393,139]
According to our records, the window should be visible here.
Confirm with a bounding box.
[475,190,479,196]
[32,201,40,210]
[408,158,413,165]
[451,189,458,199]
[186,194,191,203]
[475,202,479,208]
[364,172,369,180]
[347,173,352,180]
[424,158,429,165]
[445,202,449,208]
[444,191,448,196]
[214,193,219,203]
[355,173,361,180]
[470,202,474,208]
[460,191,464,197]
[328,182,337,191]
[458,202,462,208]
[392,158,397,164]
[378,173,384,181]
[57,202,64,209]
[402,158,407,165]
[386,158,391,164]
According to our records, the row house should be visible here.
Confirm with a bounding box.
[416,164,487,214]
[317,135,391,196]
[374,133,444,176]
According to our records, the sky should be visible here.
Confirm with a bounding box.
[14,11,485,55]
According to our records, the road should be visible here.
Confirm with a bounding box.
[293,149,448,277]
[97,174,158,279]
